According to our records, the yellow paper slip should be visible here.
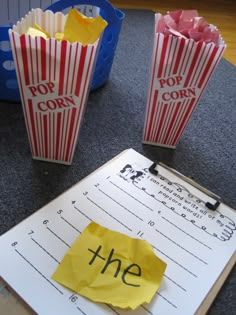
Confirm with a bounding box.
[25,9,107,46]
[52,221,167,310]
[26,24,50,39]
[55,9,108,45]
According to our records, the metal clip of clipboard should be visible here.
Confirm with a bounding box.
[149,162,221,211]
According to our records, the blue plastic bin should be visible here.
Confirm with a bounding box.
[0,0,124,102]
[0,26,21,102]
[47,0,125,91]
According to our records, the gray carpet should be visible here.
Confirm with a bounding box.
[0,9,235,315]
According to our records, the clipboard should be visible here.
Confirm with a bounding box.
[0,149,235,315]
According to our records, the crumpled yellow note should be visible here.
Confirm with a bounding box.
[55,9,108,45]
[26,24,50,39]
[52,222,167,310]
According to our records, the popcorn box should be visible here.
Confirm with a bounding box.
[143,13,226,148]
[9,8,101,164]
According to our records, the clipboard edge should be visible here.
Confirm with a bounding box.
[195,251,236,315]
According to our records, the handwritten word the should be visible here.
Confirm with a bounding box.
[88,245,141,287]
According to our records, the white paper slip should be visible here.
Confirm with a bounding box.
[0,148,235,315]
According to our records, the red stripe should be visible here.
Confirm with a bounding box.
[198,46,222,89]
[65,108,77,162]
[49,39,52,81]
[54,40,57,81]
[144,35,160,138]
[166,100,186,145]
[68,46,95,162]
[12,33,24,95]
[178,41,190,75]
[43,115,48,159]
[173,101,198,146]
[75,45,88,96]
[150,100,161,142]
[168,38,178,77]
[52,112,55,159]
[182,41,195,75]
[184,42,203,87]
[193,47,225,107]
[154,103,168,142]
[63,110,71,161]
[12,32,34,154]
[35,38,40,83]
[157,36,169,78]
[29,37,34,85]
[163,102,181,144]
[20,36,30,85]
[159,101,172,142]
[40,113,44,157]
[55,112,62,160]
[190,45,208,87]
[60,110,66,161]
[146,90,159,141]
[48,112,52,159]
[79,46,94,108]
[66,45,72,95]
[163,36,173,78]
[35,112,41,156]
[71,43,79,94]
[40,37,46,81]
[172,98,195,144]
[59,41,68,95]
[173,37,186,75]
[28,99,39,156]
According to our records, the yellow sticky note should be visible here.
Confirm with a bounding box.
[52,222,167,310]
[57,9,108,45]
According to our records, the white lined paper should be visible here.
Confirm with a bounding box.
[0,149,235,315]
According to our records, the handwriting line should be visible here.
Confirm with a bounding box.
[31,237,60,264]
[98,188,144,221]
[110,180,154,212]
[164,274,186,292]
[14,249,63,294]
[156,292,178,309]
[152,245,198,277]
[155,229,208,265]
[74,205,92,222]
[76,305,87,315]
[60,215,82,234]
[86,196,132,232]
[141,305,154,314]
[46,227,70,248]
[162,216,212,250]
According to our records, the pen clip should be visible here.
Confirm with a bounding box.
[149,162,221,211]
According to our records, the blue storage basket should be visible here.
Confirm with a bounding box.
[0,0,124,102]
[47,0,125,91]
[0,26,21,102]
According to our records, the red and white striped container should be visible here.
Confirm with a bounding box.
[9,8,100,164]
[143,13,226,148]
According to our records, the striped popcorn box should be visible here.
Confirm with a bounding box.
[9,8,100,164]
[143,13,226,148]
